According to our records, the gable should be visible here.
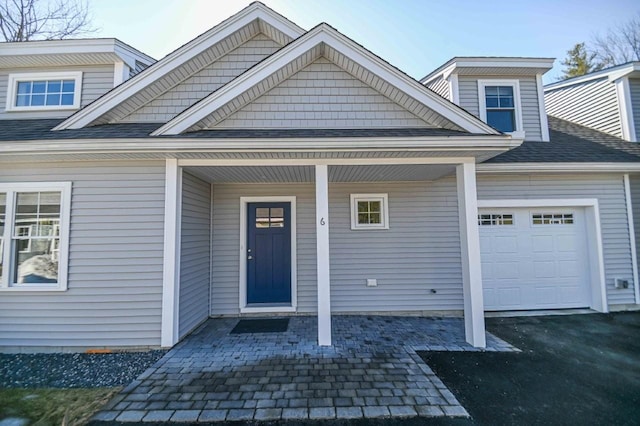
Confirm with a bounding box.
[213,57,432,129]
[53,2,305,130]
[119,33,282,123]
[153,25,498,136]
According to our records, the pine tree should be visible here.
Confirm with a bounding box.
[560,43,601,80]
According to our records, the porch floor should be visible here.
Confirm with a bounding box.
[94,315,517,423]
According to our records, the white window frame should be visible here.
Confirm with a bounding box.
[0,182,72,292]
[5,72,83,112]
[350,193,389,230]
[477,79,524,137]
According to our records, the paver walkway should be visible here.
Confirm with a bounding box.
[93,316,516,423]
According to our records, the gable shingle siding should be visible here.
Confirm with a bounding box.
[214,58,432,128]
[120,34,282,123]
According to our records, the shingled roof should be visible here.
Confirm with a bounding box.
[485,116,640,163]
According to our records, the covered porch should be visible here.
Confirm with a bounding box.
[161,152,496,349]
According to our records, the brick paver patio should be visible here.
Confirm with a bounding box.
[93,316,517,422]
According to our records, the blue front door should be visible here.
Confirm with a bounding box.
[247,202,292,304]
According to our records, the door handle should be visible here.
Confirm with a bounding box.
[248,255,253,260]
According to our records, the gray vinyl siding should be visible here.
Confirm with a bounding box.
[328,181,463,312]
[458,75,543,141]
[0,161,165,348]
[214,58,431,129]
[545,78,623,138]
[629,174,640,301]
[210,180,464,315]
[477,173,636,306]
[0,64,115,120]
[426,75,451,100]
[120,34,281,123]
[179,172,211,339]
[630,78,640,140]
[210,184,317,315]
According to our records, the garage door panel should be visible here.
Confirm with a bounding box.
[533,261,555,278]
[480,207,591,311]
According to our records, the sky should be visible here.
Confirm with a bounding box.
[87,0,638,84]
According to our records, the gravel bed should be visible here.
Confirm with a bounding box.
[0,350,166,388]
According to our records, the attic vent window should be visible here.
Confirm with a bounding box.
[478,79,523,135]
[6,72,82,112]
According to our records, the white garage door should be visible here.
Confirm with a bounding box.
[479,208,591,311]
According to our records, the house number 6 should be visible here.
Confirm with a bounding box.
[320,218,326,225]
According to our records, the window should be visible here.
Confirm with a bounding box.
[256,207,284,228]
[6,72,82,112]
[478,213,514,226]
[532,213,574,225]
[0,183,71,291]
[350,194,389,230]
[478,80,522,134]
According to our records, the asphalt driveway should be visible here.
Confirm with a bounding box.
[419,312,640,426]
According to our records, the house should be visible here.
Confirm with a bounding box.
[0,2,638,352]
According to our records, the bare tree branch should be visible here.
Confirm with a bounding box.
[592,12,640,67]
[0,0,96,42]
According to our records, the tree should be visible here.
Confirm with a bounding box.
[560,42,601,79]
[0,0,95,42]
[592,12,640,67]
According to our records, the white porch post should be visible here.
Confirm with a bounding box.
[161,159,182,348]
[315,164,332,346]
[456,162,486,348]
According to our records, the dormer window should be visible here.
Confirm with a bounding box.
[5,72,82,112]
[478,79,523,134]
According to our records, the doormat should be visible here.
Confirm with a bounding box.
[230,318,290,334]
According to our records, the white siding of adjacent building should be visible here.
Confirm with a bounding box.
[629,174,640,304]
[179,172,211,339]
[477,173,636,306]
[120,34,282,123]
[214,58,432,129]
[458,75,543,141]
[545,77,623,138]
[0,161,165,349]
[0,64,116,120]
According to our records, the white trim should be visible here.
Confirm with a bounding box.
[448,74,460,104]
[161,160,182,347]
[624,174,640,304]
[477,163,640,173]
[54,3,304,130]
[0,181,71,292]
[239,196,297,314]
[350,193,389,230]
[536,74,550,142]
[478,79,524,136]
[456,163,486,348]
[113,61,129,87]
[477,198,608,313]
[315,165,332,346]
[5,71,82,112]
[544,62,640,92]
[616,77,637,142]
[422,57,555,84]
[153,25,499,136]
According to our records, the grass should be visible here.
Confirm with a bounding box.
[0,387,121,426]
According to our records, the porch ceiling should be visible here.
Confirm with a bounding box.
[184,164,456,183]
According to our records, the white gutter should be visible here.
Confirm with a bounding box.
[0,135,520,155]
[478,162,640,173]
